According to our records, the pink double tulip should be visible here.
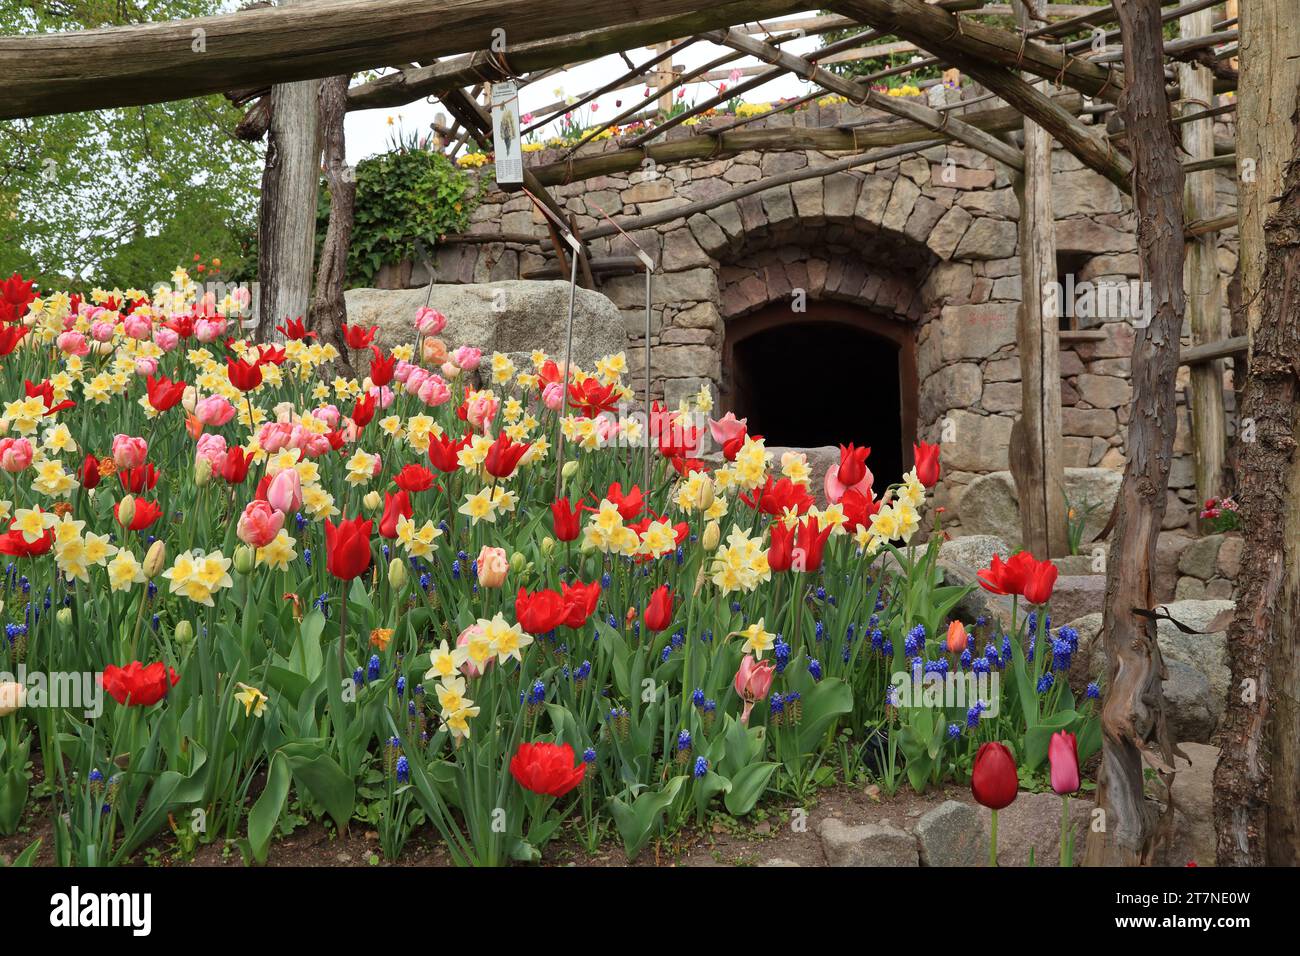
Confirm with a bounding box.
[0,438,34,473]
[112,434,148,470]
[237,500,285,548]
[266,468,303,514]
[57,330,90,356]
[452,345,482,371]
[195,433,228,470]
[195,395,237,427]
[414,306,447,335]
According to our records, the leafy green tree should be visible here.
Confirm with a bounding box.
[0,0,260,290]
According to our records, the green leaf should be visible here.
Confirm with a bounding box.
[246,754,291,864]
[722,762,778,816]
[281,743,356,831]
[607,776,687,861]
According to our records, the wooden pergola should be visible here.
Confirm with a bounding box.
[2,0,1295,868]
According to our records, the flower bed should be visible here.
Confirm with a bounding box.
[0,269,1097,866]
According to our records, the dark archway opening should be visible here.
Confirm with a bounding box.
[724,302,917,489]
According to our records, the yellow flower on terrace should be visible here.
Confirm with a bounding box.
[424,639,469,682]
[582,499,626,553]
[106,550,146,591]
[459,488,496,524]
[530,349,548,369]
[595,352,627,381]
[693,384,714,414]
[734,619,775,659]
[391,343,414,362]
[457,433,492,470]
[704,496,729,521]
[674,471,715,513]
[444,703,480,740]
[42,422,76,454]
[896,468,925,509]
[396,515,441,558]
[82,530,117,566]
[491,353,516,384]
[266,447,302,476]
[502,397,523,422]
[490,486,517,516]
[780,451,811,487]
[234,683,268,719]
[13,507,56,544]
[710,527,771,594]
[3,397,47,435]
[869,504,901,542]
[31,460,78,498]
[435,675,471,715]
[345,449,377,485]
[293,458,321,487]
[302,483,339,520]
[638,520,677,559]
[162,550,234,606]
[812,503,848,537]
[256,530,298,570]
[481,612,533,664]
[379,415,404,439]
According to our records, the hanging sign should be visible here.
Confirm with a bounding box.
[491,81,524,188]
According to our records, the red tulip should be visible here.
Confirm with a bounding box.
[220,446,251,484]
[276,317,315,340]
[515,587,568,635]
[378,490,412,539]
[1022,558,1059,606]
[559,579,601,629]
[971,741,1019,810]
[0,324,27,356]
[509,741,586,797]
[341,323,378,350]
[393,464,435,493]
[226,356,262,392]
[369,347,396,386]
[118,463,159,493]
[80,454,101,490]
[643,585,674,632]
[793,514,833,572]
[351,393,376,429]
[427,431,471,473]
[100,661,179,707]
[566,377,619,418]
[598,482,644,522]
[145,374,186,412]
[1049,731,1080,795]
[551,497,581,542]
[742,476,814,518]
[116,498,162,532]
[483,432,530,479]
[768,520,794,573]
[836,443,870,488]
[256,345,287,366]
[0,517,54,557]
[977,551,1037,597]
[0,272,37,325]
[840,487,881,532]
[325,514,373,580]
[914,441,941,488]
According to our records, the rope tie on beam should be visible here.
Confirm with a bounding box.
[942,18,965,43]
[1015,31,1028,68]
[487,47,520,81]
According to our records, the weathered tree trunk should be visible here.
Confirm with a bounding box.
[1180,7,1228,529]
[1084,0,1185,867]
[1010,0,1067,559]
[307,75,355,375]
[1212,0,1300,867]
[256,1,321,341]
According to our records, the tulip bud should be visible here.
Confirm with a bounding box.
[175,620,195,647]
[695,476,716,511]
[194,456,212,486]
[143,539,166,578]
[562,460,578,480]
[702,520,721,551]
[233,544,256,574]
[181,385,198,413]
[362,490,382,512]
[510,551,527,574]
[388,557,408,590]
[540,536,555,556]
[117,494,136,528]
[56,607,73,631]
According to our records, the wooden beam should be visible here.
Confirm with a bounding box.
[1179,335,1246,366]
[703,27,1026,171]
[0,0,791,120]
[345,0,805,113]
[1185,212,1237,238]
[827,0,1123,101]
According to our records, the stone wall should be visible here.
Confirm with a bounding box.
[417,94,1240,530]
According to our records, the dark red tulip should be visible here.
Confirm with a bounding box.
[100,661,179,707]
[483,432,530,479]
[971,742,1019,810]
[325,514,373,581]
[509,742,586,797]
[226,356,262,392]
[145,374,186,411]
[378,490,412,539]
[515,587,568,635]
[551,497,581,542]
[913,441,941,488]
[643,585,674,633]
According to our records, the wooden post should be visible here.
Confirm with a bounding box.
[1181,8,1228,527]
[1084,0,1185,868]
[257,0,320,340]
[307,75,355,374]
[1212,0,1300,868]
[1010,0,1068,557]
[652,40,677,115]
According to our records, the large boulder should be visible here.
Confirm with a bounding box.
[343,281,628,369]
[915,801,986,866]
[983,791,1093,866]
[817,817,919,867]
[959,468,1122,550]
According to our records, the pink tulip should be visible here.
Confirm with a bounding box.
[0,438,34,473]
[90,320,116,343]
[152,327,180,351]
[708,411,747,446]
[417,376,450,407]
[195,317,227,343]
[123,314,153,340]
[1048,731,1080,795]
[258,422,296,453]
[133,357,159,377]
[265,468,303,514]
[195,395,236,427]
[465,394,498,430]
[297,432,331,458]
[368,385,395,408]
[414,306,447,336]
[112,435,148,470]
[236,500,285,548]
[57,331,90,356]
[393,360,416,384]
[313,405,341,428]
[403,368,429,397]
[195,433,228,469]
[452,346,481,371]
[733,654,775,725]
[542,382,565,411]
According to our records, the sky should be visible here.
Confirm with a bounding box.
[341,15,833,165]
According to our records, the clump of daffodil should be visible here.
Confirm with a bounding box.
[161,549,234,606]
[582,499,639,556]
[710,527,771,594]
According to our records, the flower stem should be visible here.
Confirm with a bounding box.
[989,808,998,867]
